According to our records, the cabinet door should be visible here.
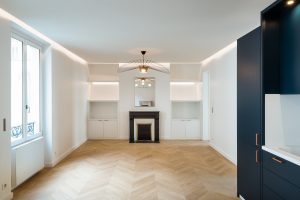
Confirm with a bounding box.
[237,28,262,147]
[88,121,103,139]
[171,120,186,138]
[185,120,200,139]
[103,120,118,138]
[237,27,262,200]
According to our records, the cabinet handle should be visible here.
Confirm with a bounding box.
[3,118,6,132]
[256,150,259,164]
[256,133,259,146]
[272,157,283,164]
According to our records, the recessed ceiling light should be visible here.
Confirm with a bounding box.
[287,0,295,5]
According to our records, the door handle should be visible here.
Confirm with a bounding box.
[3,118,6,132]
[26,105,31,113]
[272,157,283,164]
[256,133,259,146]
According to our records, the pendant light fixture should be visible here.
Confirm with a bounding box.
[118,51,170,74]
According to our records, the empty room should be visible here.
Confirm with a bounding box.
[1,0,300,199]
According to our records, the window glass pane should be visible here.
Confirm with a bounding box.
[11,38,23,142]
[26,45,40,137]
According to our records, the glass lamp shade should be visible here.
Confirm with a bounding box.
[139,65,149,73]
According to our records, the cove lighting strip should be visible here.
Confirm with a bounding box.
[170,82,197,85]
[91,82,119,85]
[200,41,237,67]
[0,8,87,65]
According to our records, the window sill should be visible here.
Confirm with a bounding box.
[12,136,43,149]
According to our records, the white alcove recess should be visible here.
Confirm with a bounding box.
[87,82,119,139]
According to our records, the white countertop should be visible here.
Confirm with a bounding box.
[262,145,300,167]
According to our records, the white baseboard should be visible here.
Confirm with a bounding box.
[45,138,87,167]
[0,192,13,200]
[239,195,246,200]
[160,137,202,140]
[209,142,237,165]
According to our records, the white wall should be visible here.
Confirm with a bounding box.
[170,64,201,81]
[170,83,202,101]
[202,43,237,164]
[0,17,13,200]
[265,94,300,148]
[119,70,171,139]
[44,48,89,166]
[89,64,119,81]
[89,84,119,101]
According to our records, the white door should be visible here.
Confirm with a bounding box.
[202,71,211,140]
[0,21,11,198]
[88,120,103,139]
[185,120,200,139]
[103,120,118,138]
[171,120,186,138]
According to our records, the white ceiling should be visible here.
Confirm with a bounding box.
[0,0,275,64]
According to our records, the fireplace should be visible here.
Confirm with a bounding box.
[137,124,151,141]
[129,111,159,143]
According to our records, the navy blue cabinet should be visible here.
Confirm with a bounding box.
[237,27,262,200]
[262,0,300,94]
[263,151,300,199]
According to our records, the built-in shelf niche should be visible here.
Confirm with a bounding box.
[265,94,300,161]
[262,1,300,94]
[89,82,119,101]
[172,101,201,119]
[170,82,202,101]
[89,101,118,120]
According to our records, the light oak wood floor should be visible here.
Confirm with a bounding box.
[13,140,237,200]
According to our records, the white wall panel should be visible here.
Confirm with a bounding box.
[202,43,237,164]
[0,17,12,200]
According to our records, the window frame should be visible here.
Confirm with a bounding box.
[11,33,43,147]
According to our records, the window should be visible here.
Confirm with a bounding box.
[11,36,41,146]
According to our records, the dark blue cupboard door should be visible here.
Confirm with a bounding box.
[237,27,262,148]
[237,144,261,200]
[237,27,262,200]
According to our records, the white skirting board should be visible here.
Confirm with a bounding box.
[0,192,13,200]
[239,195,246,200]
[209,142,237,165]
[44,138,87,167]
[11,137,44,189]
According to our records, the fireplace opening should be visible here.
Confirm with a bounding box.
[137,124,152,141]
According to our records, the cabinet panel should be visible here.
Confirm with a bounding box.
[263,168,300,199]
[263,185,282,200]
[237,27,261,147]
[263,151,300,188]
[185,120,200,138]
[237,144,261,200]
[88,121,103,139]
[237,27,262,199]
[171,120,186,138]
[103,120,118,138]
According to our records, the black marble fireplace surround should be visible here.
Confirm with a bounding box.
[129,111,159,143]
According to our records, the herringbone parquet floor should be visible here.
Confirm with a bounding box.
[13,140,237,200]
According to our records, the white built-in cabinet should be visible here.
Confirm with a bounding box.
[88,119,118,139]
[88,82,119,139]
[172,119,200,139]
[170,82,202,139]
